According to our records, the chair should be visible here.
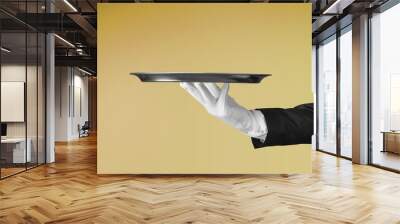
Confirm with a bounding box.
[79,121,90,138]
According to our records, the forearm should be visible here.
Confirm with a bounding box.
[251,104,314,148]
[179,82,313,148]
[218,106,268,140]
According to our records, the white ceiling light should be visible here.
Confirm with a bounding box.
[78,67,93,76]
[0,47,11,53]
[323,0,355,15]
[1,47,11,53]
[63,0,78,12]
[76,48,84,55]
[54,34,75,48]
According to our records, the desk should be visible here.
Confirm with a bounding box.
[1,138,31,163]
[382,131,400,154]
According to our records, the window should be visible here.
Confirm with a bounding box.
[390,74,400,130]
[370,2,400,171]
[0,1,47,179]
[339,28,352,158]
[317,35,337,154]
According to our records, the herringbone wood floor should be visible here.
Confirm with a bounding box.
[1,134,400,224]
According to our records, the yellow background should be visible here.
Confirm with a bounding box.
[97,3,312,174]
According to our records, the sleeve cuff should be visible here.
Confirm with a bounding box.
[246,109,268,138]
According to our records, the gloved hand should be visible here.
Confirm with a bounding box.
[180,82,267,139]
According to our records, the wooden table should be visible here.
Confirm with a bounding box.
[381,131,400,154]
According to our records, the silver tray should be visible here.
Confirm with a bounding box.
[130,72,270,83]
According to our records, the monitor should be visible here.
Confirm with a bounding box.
[1,123,7,137]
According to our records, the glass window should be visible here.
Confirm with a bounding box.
[318,35,337,154]
[371,3,400,171]
[0,1,46,179]
[339,28,352,158]
[1,31,28,178]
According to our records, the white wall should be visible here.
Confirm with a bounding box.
[55,67,70,141]
[1,82,25,122]
[1,65,27,141]
[72,73,89,138]
[1,63,46,164]
[1,65,38,138]
[55,67,89,141]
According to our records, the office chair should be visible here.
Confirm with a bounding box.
[79,121,90,138]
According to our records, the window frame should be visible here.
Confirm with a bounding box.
[315,24,353,160]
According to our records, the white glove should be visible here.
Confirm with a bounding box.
[180,82,267,139]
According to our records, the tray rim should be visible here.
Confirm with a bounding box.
[130,72,271,83]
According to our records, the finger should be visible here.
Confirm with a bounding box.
[204,83,221,98]
[179,82,189,89]
[180,82,204,104]
[180,82,196,93]
[194,82,216,104]
[216,83,230,106]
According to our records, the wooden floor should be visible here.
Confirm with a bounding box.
[372,150,400,171]
[0,167,26,178]
[1,135,400,223]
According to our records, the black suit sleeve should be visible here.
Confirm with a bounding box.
[251,103,314,148]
